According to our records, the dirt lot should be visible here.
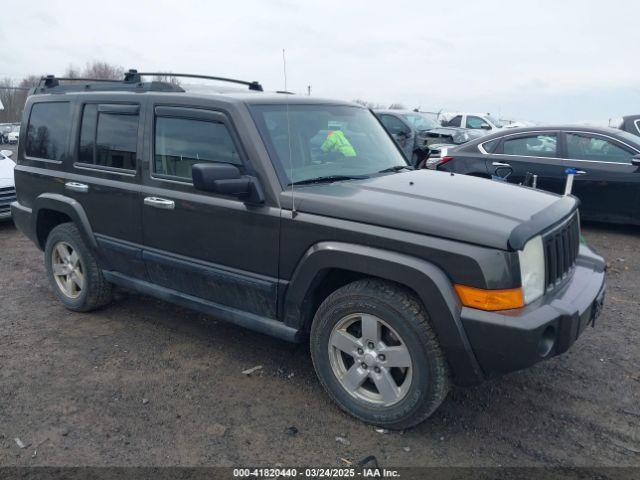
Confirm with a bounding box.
[0,153,638,467]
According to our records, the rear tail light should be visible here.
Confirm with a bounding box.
[436,156,454,169]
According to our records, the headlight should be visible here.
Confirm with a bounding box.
[518,235,545,304]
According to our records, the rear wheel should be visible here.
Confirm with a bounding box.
[44,223,112,312]
[310,279,450,429]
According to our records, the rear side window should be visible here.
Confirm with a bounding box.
[25,102,71,161]
[481,139,499,153]
[78,104,139,171]
[503,134,557,157]
[154,116,241,180]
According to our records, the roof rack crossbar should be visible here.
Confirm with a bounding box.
[125,70,263,91]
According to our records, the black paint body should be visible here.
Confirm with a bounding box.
[11,89,605,386]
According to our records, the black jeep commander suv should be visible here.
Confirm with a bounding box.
[11,71,606,429]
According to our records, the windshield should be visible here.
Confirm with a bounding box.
[250,104,408,185]
[401,113,438,131]
[485,115,503,128]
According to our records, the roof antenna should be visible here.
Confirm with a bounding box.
[283,48,296,217]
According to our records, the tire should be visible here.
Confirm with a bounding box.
[310,279,450,429]
[44,222,112,312]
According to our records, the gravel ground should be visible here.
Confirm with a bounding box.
[0,147,638,468]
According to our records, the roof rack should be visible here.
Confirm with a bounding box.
[124,70,264,91]
[30,69,264,95]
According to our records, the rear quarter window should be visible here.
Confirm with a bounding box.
[25,102,71,161]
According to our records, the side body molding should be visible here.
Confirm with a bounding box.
[283,242,484,385]
[32,193,97,249]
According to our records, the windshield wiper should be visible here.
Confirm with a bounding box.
[377,165,413,173]
[288,174,369,186]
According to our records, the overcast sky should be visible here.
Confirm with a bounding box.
[2,0,638,123]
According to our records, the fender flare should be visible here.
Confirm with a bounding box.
[283,242,484,385]
[32,193,97,249]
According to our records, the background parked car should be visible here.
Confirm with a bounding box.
[375,110,486,165]
[616,115,640,137]
[0,149,16,221]
[0,124,12,144]
[434,125,640,225]
[6,125,20,144]
[439,112,509,132]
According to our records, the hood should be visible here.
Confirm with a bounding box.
[0,157,16,187]
[283,170,576,250]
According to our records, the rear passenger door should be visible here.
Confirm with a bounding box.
[69,101,145,278]
[140,105,280,319]
[491,132,563,191]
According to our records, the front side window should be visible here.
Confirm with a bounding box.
[78,104,139,170]
[25,102,71,161]
[380,115,408,135]
[503,134,557,157]
[466,116,490,130]
[566,133,634,163]
[154,117,241,179]
[250,105,407,185]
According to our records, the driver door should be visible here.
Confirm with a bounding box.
[563,131,639,223]
[140,105,280,318]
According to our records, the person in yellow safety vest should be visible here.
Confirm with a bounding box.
[321,130,357,157]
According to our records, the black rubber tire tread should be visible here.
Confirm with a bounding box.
[310,278,450,429]
[44,222,112,312]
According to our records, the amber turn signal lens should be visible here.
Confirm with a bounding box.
[454,285,524,311]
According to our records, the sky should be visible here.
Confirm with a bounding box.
[1,0,638,124]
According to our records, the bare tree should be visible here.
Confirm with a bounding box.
[0,75,40,123]
[81,61,124,80]
[152,74,182,87]
[19,75,41,89]
[64,64,81,78]
[388,103,406,110]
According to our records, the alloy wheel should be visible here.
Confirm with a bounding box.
[51,241,85,299]
[328,313,413,407]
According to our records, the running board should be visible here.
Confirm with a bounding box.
[103,271,300,343]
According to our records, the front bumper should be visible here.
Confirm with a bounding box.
[461,244,605,378]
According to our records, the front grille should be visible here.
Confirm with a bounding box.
[544,213,580,290]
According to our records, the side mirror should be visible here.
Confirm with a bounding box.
[0,149,13,158]
[480,124,492,130]
[192,163,263,203]
[632,154,640,166]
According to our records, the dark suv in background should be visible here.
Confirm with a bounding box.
[11,71,605,429]
[375,110,486,165]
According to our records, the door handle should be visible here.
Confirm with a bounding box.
[65,182,89,193]
[144,197,175,210]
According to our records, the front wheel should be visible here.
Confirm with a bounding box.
[310,279,450,429]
